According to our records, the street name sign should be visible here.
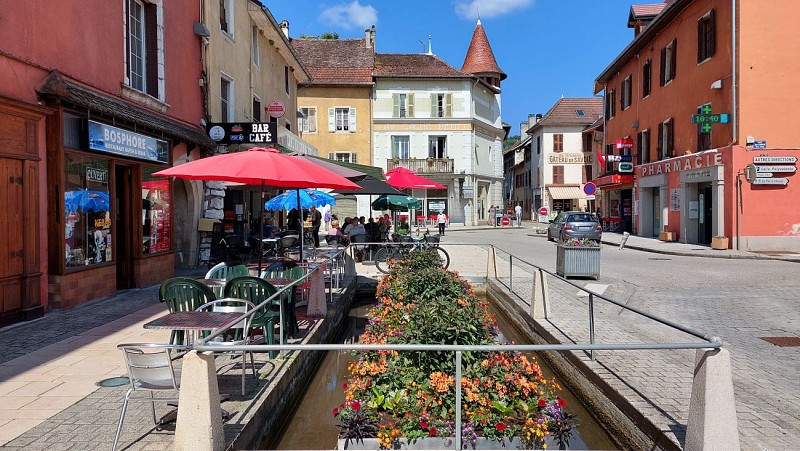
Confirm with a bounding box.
[753,156,796,164]
[755,165,796,173]
[752,178,789,185]
[752,141,767,149]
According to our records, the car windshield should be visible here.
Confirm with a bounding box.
[568,214,595,222]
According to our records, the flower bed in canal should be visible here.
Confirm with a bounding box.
[333,251,576,449]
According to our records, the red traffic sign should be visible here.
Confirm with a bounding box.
[266,101,286,118]
[501,217,511,226]
[538,207,549,216]
[583,182,597,195]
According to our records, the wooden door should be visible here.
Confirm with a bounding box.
[0,158,24,314]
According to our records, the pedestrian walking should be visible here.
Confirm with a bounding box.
[437,210,448,236]
[324,209,332,232]
[488,205,495,226]
[515,204,522,227]
[309,206,322,248]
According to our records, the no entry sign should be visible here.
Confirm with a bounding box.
[501,217,511,226]
[538,207,549,217]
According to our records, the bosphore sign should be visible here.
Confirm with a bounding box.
[88,120,169,164]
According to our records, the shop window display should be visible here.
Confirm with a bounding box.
[142,166,172,254]
[64,155,112,267]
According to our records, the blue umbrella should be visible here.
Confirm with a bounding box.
[265,189,336,211]
[65,189,110,213]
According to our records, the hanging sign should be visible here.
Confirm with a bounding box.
[207,122,277,145]
[267,101,286,118]
[88,121,169,164]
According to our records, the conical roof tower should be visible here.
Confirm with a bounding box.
[461,19,506,89]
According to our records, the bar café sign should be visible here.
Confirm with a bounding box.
[640,151,722,177]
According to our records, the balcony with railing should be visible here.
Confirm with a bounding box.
[387,158,454,174]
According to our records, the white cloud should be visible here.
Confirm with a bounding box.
[319,1,378,30]
[453,0,534,20]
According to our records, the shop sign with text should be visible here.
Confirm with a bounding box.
[88,121,169,164]
[207,122,277,145]
[640,152,722,177]
[548,153,592,164]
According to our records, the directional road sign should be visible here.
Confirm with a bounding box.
[753,156,797,164]
[755,165,796,173]
[752,178,789,185]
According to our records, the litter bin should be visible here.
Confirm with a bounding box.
[495,213,503,227]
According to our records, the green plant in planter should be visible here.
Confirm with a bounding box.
[560,237,599,247]
[336,257,576,449]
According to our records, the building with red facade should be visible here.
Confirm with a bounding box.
[594,0,800,251]
[0,0,212,326]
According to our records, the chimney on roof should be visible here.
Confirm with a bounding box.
[427,34,433,55]
[280,20,289,38]
[365,25,375,49]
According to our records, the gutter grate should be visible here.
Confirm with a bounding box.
[759,337,800,347]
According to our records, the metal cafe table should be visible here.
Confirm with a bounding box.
[143,310,242,344]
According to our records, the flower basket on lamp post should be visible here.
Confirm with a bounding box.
[556,238,600,280]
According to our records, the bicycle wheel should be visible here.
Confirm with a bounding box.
[374,247,394,274]
[434,247,450,269]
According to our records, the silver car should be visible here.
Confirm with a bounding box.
[547,211,602,242]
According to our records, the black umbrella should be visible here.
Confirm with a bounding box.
[333,176,403,195]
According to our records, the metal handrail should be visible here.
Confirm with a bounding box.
[491,246,719,344]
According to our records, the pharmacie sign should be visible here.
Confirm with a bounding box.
[207,122,277,145]
[639,151,722,177]
[88,121,169,164]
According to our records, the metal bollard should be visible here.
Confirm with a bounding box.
[619,231,630,250]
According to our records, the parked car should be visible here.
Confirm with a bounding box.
[547,211,602,242]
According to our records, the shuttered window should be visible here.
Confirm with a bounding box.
[553,134,563,152]
[660,39,677,86]
[328,108,356,132]
[430,93,452,118]
[552,166,564,184]
[300,107,317,133]
[697,10,716,62]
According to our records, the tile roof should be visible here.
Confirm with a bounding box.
[374,53,467,78]
[535,97,604,128]
[37,71,215,147]
[628,3,667,26]
[461,20,506,80]
[292,38,374,84]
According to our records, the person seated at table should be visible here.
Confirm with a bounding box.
[261,217,278,238]
[287,208,302,234]
[342,217,354,235]
[345,218,366,239]
[326,220,347,246]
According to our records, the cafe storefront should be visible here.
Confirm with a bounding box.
[40,78,213,309]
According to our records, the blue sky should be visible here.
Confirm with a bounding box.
[265,0,641,137]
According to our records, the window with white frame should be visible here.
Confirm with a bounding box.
[391,136,410,159]
[300,107,317,133]
[252,26,260,67]
[220,76,233,122]
[393,93,415,118]
[328,152,357,163]
[328,107,356,132]
[219,0,232,35]
[660,39,677,85]
[638,129,650,164]
[621,75,632,110]
[428,136,446,158]
[431,93,452,118]
[126,0,162,98]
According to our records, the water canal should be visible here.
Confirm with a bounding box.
[270,294,618,449]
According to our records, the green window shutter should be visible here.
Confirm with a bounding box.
[328,108,335,132]
[445,93,452,117]
[408,93,415,117]
[348,108,356,132]
[393,94,400,117]
[430,94,437,117]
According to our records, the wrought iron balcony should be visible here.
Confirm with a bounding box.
[387,158,454,174]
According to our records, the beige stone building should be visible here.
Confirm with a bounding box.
[292,27,376,166]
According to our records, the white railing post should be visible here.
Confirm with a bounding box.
[686,347,741,451]
[486,246,497,280]
[532,268,547,319]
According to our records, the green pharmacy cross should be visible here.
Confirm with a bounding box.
[692,106,729,133]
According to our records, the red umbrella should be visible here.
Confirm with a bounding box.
[153,147,360,189]
[154,147,361,265]
[384,167,446,189]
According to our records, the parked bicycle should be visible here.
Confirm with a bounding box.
[373,229,450,274]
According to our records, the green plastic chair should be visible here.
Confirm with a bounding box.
[260,266,304,338]
[224,276,281,358]
[205,262,250,280]
[159,277,216,345]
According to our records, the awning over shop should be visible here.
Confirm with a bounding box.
[592,174,634,188]
[547,185,584,199]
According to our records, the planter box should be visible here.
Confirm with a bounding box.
[659,231,676,242]
[556,245,600,280]
[711,236,729,250]
[339,437,538,450]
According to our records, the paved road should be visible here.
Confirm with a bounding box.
[447,225,800,450]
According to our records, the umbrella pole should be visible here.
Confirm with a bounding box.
[258,180,265,275]
[297,189,303,262]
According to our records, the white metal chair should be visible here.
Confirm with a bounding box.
[113,343,187,451]
[195,298,258,396]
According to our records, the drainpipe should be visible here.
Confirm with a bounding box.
[731,0,737,143]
